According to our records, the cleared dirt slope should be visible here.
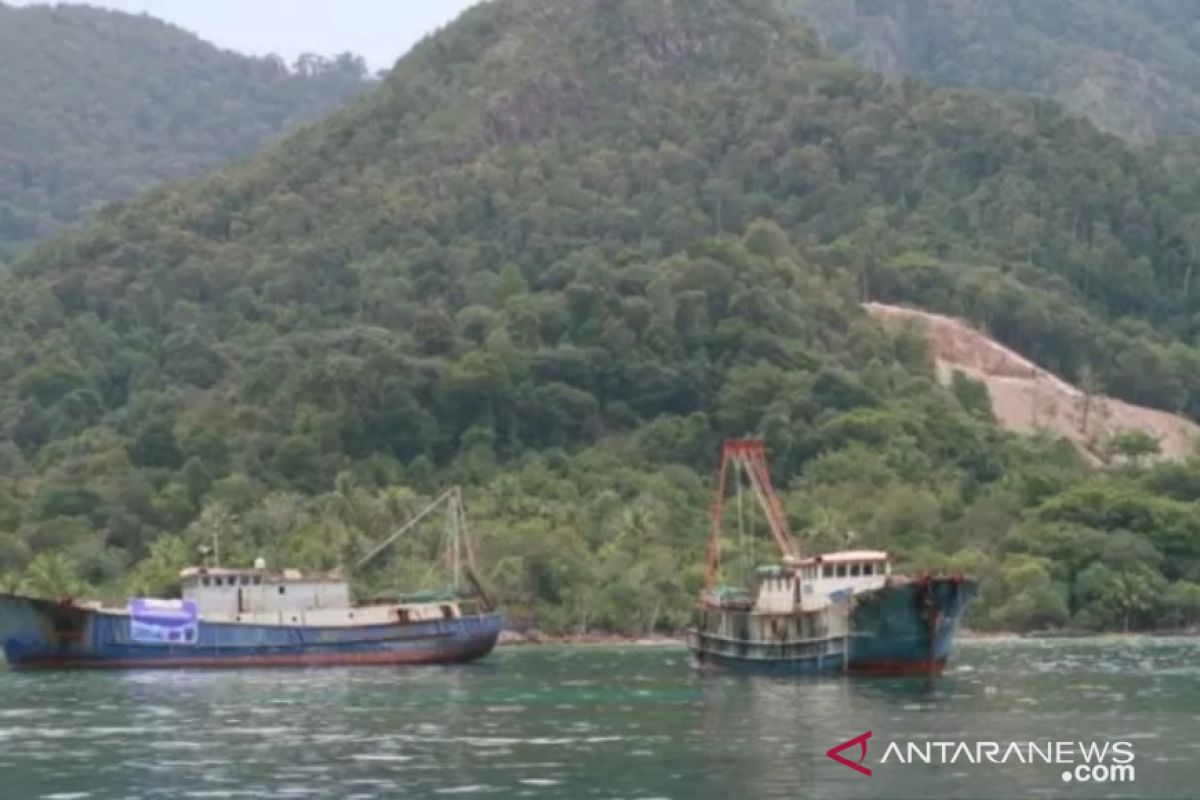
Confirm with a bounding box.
[865,302,1199,463]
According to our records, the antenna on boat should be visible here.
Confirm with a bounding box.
[704,439,797,594]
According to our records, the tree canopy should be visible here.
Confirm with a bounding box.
[0,1,372,261]
[1,0,1199,633]
[788,0,1200,143]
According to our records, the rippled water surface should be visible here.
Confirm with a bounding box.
[1,638,1198,799]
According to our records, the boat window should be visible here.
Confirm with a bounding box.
[241,575,251,586]
[278,586,286,595]
[440,605,453,620]
[836,564,847,578]
[850,563,861,577]
[863,563,874,576]
[253,576,262,585]
[822,564,833,578]
[202,577,211,587]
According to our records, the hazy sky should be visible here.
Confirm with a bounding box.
[9,0,481,70]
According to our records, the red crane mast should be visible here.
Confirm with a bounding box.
[703,438,797,594]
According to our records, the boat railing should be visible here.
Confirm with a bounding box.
[688,629,848,647]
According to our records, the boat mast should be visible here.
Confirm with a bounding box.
[355,486,483,600]
[704,439,798,593]
[447,486,464,591]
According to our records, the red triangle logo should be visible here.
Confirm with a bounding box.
[826,731,873,776]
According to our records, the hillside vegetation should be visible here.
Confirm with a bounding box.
[788,0,1200,143]
[2,0,1200,633]
[0,1,371,261]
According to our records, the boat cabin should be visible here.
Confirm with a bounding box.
[177,566,466,627]
[794,550,890,611]
[180,567,351,616]
[746,551,890,614]
[754,564,802,613]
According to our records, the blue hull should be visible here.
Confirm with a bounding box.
[847,578,977,673]
[0,595,503,670]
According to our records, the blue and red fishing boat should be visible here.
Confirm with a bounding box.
[0,488,503,670]
[686,440,976,675]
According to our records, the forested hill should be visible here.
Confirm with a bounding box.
[0,2,371,261]
[786,0,1200,143]
[3,0,1200,634]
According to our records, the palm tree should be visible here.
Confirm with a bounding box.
[0,573,21,594]
[21,553,86,599]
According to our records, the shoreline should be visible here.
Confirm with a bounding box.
[498,631,684,647]
[497,628,1199,647]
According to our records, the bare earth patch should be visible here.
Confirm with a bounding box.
[865,302,1199,463]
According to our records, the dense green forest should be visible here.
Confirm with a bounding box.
[0,1,371,261]
[3,0,1200,634]
[788,0,1200,143]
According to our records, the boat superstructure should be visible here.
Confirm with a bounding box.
[686,439,975,675]
[0,487,502,670]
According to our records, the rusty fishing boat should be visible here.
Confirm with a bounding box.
[0,487,502,670]
[687,440,976,675]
